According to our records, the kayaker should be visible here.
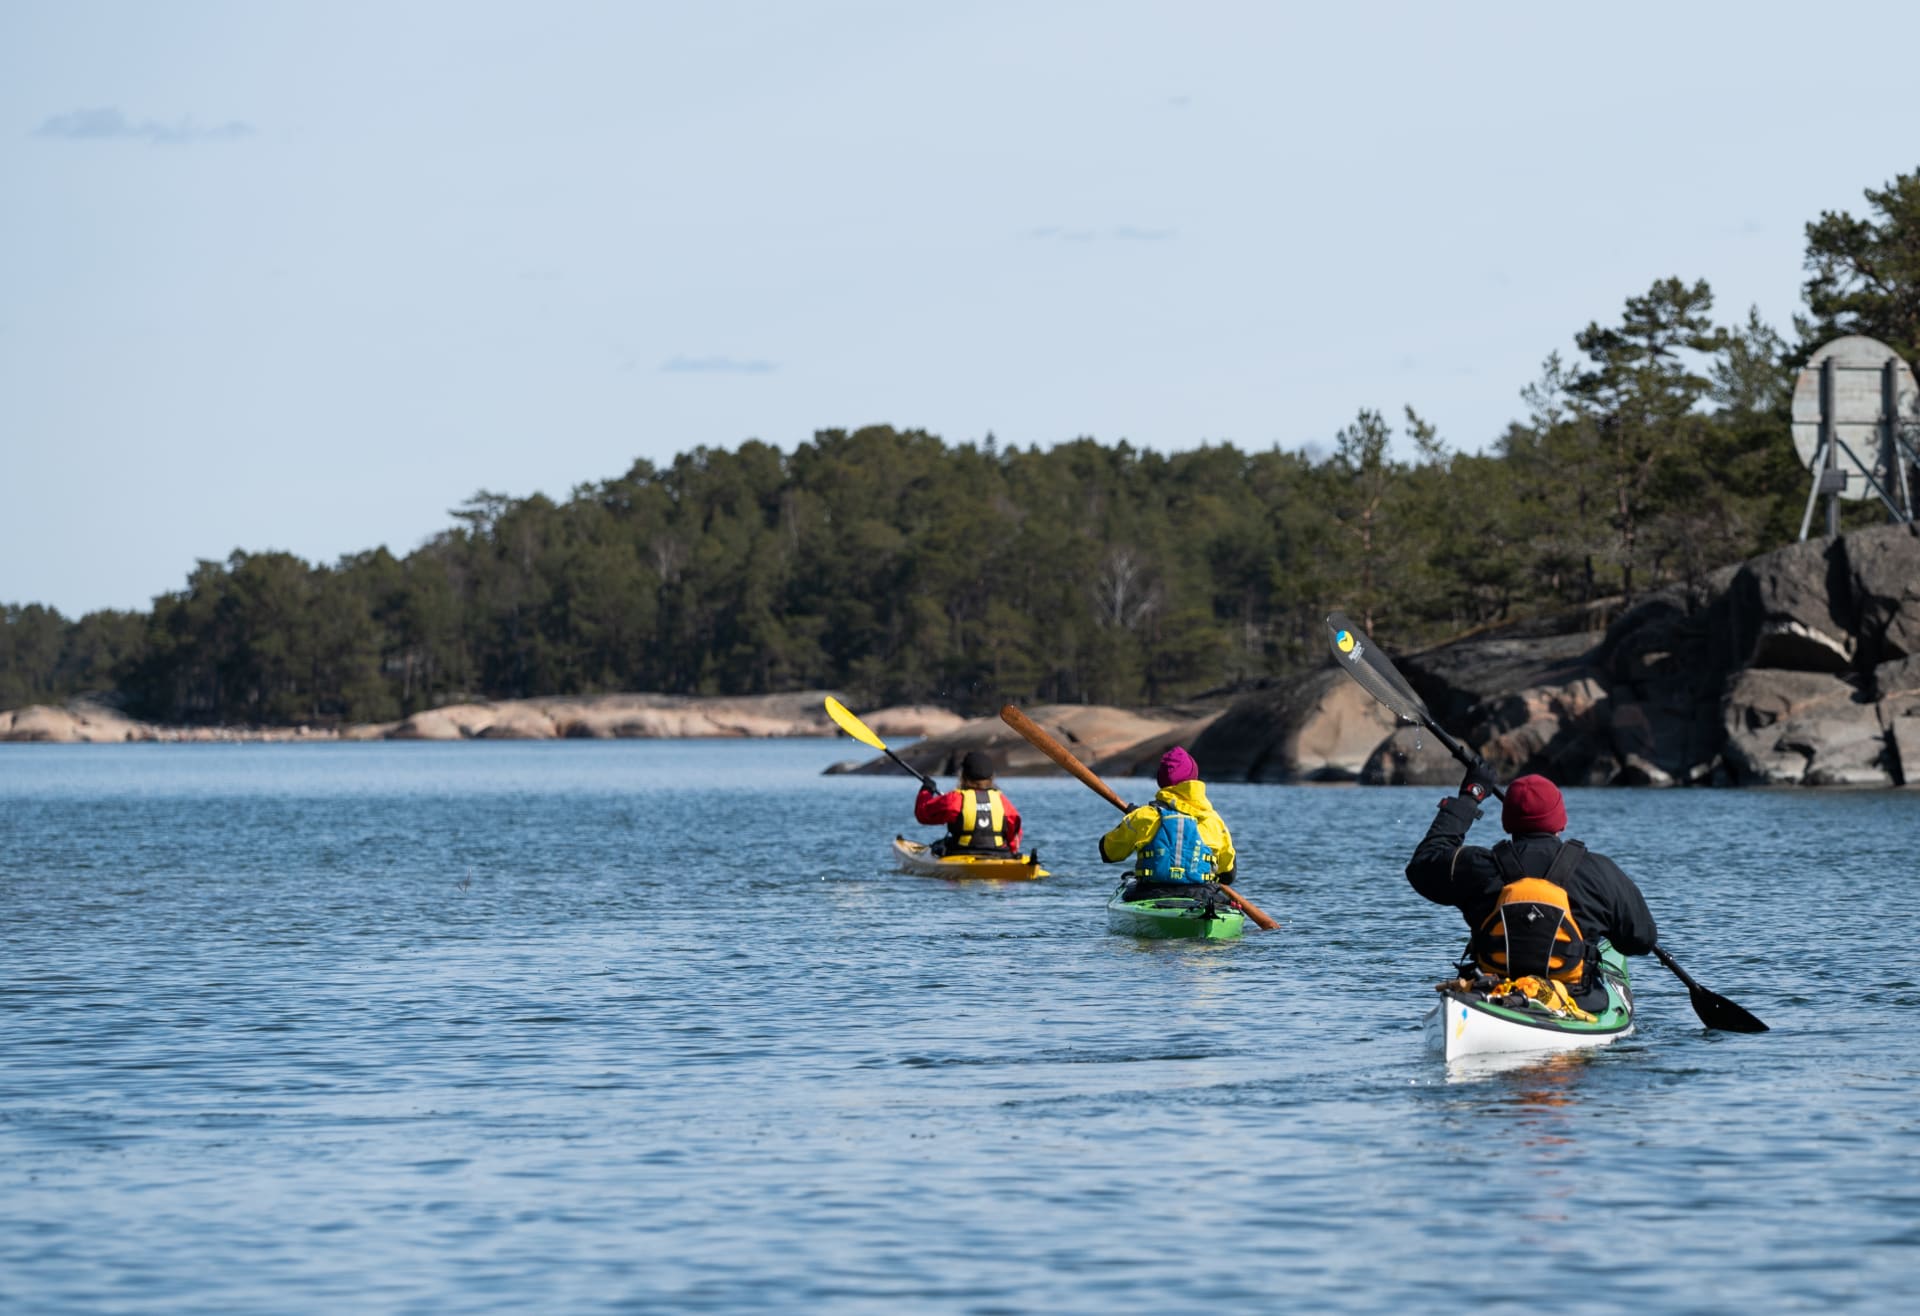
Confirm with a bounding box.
[1405,766,1658,1011]
[915,749,1024,857]
[1098,747,1238,903]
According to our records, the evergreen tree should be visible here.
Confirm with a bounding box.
[1801,167,1920,362]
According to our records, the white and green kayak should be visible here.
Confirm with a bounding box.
[1105,881,1245,941]
[1425,942,1634,1062]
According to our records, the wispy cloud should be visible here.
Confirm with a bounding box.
[35,107,252,146]
[1027,225,1178,243]
[661,356,776,374]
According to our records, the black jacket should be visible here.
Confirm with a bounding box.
[1406,795,1659,964]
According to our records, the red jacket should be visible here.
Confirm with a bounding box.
[915,786,1023,853]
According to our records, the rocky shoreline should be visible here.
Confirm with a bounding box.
[0,692,965,746]
[1188,522,1920,789]
[8,524,1916,787]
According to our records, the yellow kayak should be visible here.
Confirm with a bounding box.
[892,836,1049,881]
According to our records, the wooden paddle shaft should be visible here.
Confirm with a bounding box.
[998,705,1131,812]
[1218,883,1279,932]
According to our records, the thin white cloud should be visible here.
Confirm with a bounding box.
[35,107,252,145]
[661,356,776,374]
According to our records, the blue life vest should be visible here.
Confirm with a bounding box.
[1134,803,1214,883]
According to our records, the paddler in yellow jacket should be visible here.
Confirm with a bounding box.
[1099,747,1238,904]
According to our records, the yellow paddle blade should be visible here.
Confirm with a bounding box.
[823,696,888,751]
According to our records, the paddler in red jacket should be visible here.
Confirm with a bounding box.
[915,750,1024,857]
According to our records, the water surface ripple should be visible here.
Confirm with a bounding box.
[3,743,1915,1311]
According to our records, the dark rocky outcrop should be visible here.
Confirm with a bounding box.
[1204,523,1920,788]
[1189,669,1398,782]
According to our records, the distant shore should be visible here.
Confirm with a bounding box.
[0,692,966,746]
[0,694,1218,781]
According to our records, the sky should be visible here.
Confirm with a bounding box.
[4,1,1919,616]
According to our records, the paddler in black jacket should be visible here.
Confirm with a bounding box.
[1406,765,1658,1012]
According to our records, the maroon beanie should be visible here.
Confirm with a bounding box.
[1502,774,1567,834]
[1157,746,1199,788]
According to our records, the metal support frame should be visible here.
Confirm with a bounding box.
[1798,357,1842,541]
[1886,358,1915,523]
[1798,354,1919,539]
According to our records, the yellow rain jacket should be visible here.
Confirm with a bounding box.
[1098,779,1237,878]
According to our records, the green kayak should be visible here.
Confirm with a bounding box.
[1105,881,1245,941]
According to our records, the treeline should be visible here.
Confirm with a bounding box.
[5,168,1918,726]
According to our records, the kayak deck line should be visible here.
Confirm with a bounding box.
[1105,881,1246,941]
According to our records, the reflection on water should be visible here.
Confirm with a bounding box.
[1446,1046,1604,1096]
[2,743,1917,1311]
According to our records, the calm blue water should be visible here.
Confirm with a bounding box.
[3,742,1917,1312]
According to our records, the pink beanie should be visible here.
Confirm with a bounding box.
[1501,774,1567,834]
[1157,746,1199,788]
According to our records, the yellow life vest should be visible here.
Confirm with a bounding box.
[949,788,1008,853]
[1471,841,1590,986]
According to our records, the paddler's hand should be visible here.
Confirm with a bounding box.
[918,775,940,795]
[1458,758,1498,803]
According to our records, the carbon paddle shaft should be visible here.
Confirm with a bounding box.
[1414,716,1507,803]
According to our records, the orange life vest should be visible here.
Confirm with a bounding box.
[1470,841,1590,986]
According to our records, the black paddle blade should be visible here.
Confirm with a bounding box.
[1325,611,1426,724]
[1686,984,1769,1033]
[1654,945,1768,1032]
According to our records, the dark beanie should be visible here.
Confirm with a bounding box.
[1502,774,1567,834]
[961,750,995,780]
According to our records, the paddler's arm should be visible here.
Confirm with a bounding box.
[1405,794,1486,906]
[1210,820,1236,881]
[1590,854,1658,955]
[914,787,961,826]
[1000,796,1023,853]
[1099,806,1158,863]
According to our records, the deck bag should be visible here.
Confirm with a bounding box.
[1487,974,1598,1022]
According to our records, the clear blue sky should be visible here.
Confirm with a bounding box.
[4,1,1917,616]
